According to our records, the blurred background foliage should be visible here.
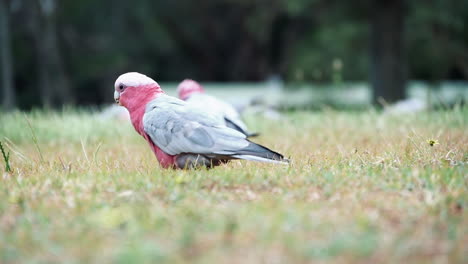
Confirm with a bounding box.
[0,0,467,109]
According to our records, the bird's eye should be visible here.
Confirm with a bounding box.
[119,84,125,90]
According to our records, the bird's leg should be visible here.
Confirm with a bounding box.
[175,154,222,169]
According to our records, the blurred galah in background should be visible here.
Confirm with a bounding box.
[384,98,427,115]
[114,72,289,169]
[99,104,130,122]
[177,79,258,137]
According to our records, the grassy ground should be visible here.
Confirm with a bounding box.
[0,107,466,263]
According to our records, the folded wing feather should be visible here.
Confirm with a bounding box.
[143,95,250,157]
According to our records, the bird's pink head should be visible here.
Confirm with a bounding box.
[114,72,163,112]
[177,79,205,100]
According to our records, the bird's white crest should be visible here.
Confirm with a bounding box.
[115,72,156,88]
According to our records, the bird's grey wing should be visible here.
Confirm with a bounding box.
[143,96,249,156]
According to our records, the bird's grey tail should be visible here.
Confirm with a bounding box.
[232,141,289,165]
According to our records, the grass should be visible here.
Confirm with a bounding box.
[0,107,466,263]
[0,141,11,172]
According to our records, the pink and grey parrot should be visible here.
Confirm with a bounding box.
[114,72,288,169]
[177,79,258,137]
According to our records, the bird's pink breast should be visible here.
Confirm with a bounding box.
[142,133,176,169]
[123,87,176,168]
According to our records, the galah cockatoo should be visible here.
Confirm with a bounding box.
[177,79,258,137]
[114,72,288,169]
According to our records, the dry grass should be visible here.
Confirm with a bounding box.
[0,107,466,263]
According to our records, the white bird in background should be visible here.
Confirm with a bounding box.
[384,98,427,115]
[177,79,259,137]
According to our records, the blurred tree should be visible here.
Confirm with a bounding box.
[286,0,369,82]
[407,0,468,81]
[36,0,73,107]
[4,0,468,108]
[20,0,73,108]
[0,0,15,110]
[370,0,406,104]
